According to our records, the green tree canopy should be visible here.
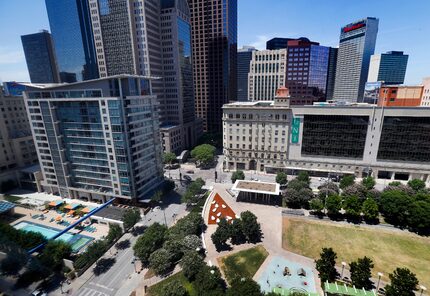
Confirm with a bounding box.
[407,179,426,192]
[122,208,141,230]
[231,170,245,183]
[309,198,324,214]
[325,195,342,216]
[0,248,28,276]
[361,176,376,190]
[276,171,288,186]
[342,195,362,219]
[191,144,216,167]
[349,256,374,290]
[385,268,418,296]
[315,247,339,283]
[229,219,246,245]
[133,223,167,265]
[180,251,205,281]
[148,248,174,276]
[227,278,263,296]
[361,198,379,221]
[194,265,225,296]
[240,211,262,243]
[106,223,123,244]
[181,178,206,205]
[297,171,310,185]
[163,152,177,165]
[380,190,412,226]
[211,218,231,251]
[340,175,356,189]
[408,200,430,235]
[39,240,72,271]
[160,279,188,296]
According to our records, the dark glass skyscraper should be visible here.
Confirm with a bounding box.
[237,46,256,101]
[21,31,60,83]
[266,37,293,50]
[326,47,338,100]
[368,51,408,85]
[45,0,98,82]
[188,0,238,132]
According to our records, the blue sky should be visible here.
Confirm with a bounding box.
[1,0,429,84]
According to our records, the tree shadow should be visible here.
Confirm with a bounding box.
[93,258,116,276]
[132,226,146,236]
[115,239,130,250]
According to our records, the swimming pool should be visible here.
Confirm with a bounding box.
[257,256,319,295]
[13,221,93,253]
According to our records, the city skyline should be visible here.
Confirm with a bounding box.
[0,0,429,85]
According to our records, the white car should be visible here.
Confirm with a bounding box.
[31,290,47,296]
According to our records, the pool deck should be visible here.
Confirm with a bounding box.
[12,206,108,240]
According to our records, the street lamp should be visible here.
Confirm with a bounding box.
[376,272,383,292]
[341,262,347,279]
[419,285,427,296]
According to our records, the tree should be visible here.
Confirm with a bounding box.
[151,190,163,205]
[194,265,225,296]
[39,240,72,271]
[340,175,356,189]
[385,268,418,296]
[297,171,310,186]
[163,238,183,263]
[349,257,374,290]
[240,211,262,243]
[388,181,401,186]
[148,248,174,275]
[315,247,339,282]
[181,179,205,205]
[379,190,412,227]
[318,182,339,201]
[191,144,216,167]
[361,176,376,190]
[231,170,245,183]
[133,223,167,265]
[284,187,313,209]
[276,172,288,186]
[361,198,379,222]
[180,234,202,252]
[229,219,246,245]
[180,251,205,280]
[407,179,426,192]
[0,249,28,276]
[325,195,342,216]
[163,152,177,166]
[122,208,141,230]
[106,224,123,243]
[408,200,430,235]
[227,278,262,296]
[309,198,324,214]
[342,195,362,220]
[287,179,309,191]
[168,212,205,240]
[342,184,367,201]
[211,218,231,251]
[160,279,188,296]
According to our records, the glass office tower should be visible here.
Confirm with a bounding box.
[333,17,379,103]
[368,51,409,85]
[21,31,60,83]
[45,0,99,82]
[237,46,256,101]
[24,75,163,202]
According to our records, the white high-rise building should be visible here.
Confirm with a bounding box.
[248,49,287,101]
[333,17,379,103]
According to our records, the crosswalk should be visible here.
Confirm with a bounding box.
[74,287,111,296]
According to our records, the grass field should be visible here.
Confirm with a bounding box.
[218,245,269,284]
[283,217,430,285]
[146,272,196,296]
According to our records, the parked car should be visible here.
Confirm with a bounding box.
[184,175,192,181]
[31,290,47,296]
[186,170,194,174]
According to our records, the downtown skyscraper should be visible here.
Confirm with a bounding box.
[188,0,237,132]
[333,17,379,103]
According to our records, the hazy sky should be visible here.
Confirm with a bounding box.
[1,0,429,84]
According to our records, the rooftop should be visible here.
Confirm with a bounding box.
[92,205,129,222]
[232,180,280,196]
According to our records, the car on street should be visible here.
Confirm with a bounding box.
[184,175,192,181]
[31,290,47,296]
[186,170,194,174]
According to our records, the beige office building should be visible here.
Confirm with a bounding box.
[248,49,287,101]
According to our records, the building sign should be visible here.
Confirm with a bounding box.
[291,117,300,143]
[343,22,366,33]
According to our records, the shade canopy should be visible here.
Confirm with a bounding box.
[82,206,96,213]
[49,200,63,207]
[64,203,81,210]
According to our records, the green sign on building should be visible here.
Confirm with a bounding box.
[291,117,300,143]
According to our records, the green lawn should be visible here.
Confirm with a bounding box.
[283,217,430,285]
[218,245,269,284]
[146,272,196,296]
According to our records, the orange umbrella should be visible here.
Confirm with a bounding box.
[68,210,75,215]
[55,215,62,221]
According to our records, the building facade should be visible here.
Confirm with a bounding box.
[248,49,287,101]
[45,0,99,82]
[188,0,238,132]
[21,31,60,83]
[285,38,330,105]
[421,77,430,107]
[0,89,38,186]
[24,75,163,202]
[333,17,379,103]
[368,51,408,85]
[326,47,338,100]
[266,37,293,50]
[237,46,257,101]
[223,93,430,182]
[378,85,423,107]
